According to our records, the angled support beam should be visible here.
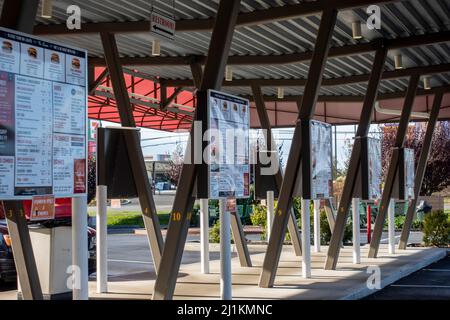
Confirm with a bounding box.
[324,46,388,270]
[89,68,109,95]
[398,92,444,249]
[152,0,241,300]
[230,212,252,267]
[1,0,42,300]
[160,87,184,111]
[190,63,203,89]
[251,84,302,256]
[0,0,38,34]
[368,74,420,258]
[259,8,338,288]
[100,32,164,271]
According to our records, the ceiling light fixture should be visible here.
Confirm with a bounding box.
[394,54,403,69]
[423,76,431,90]
[277,87,284,99]
[41,0,53,19]
[225,66,233,81]
[152,39,161,56]
[352,21,363,40]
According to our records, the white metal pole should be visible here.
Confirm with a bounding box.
[96,185,108,293]
[72,196,89,300]
[313,199,321,253]
[200,199,210,274]
[266,191,274,241]
[219,199,232,300]
[301,199,311,278]
[388,199,396,254]
[352,198,361,264]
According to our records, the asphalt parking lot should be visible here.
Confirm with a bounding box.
[366,253,450,300]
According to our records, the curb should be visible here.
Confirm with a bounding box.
[340,248,448,300]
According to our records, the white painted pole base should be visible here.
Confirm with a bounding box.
[219,199,232,300]
[352,198,361,264]
[200,199,210,274]
[96,185,108,293]
[301,199,311,279]
[388,199,396,254]
[313,199,321,253]
[72,196,89,300]
[266,191,274,241]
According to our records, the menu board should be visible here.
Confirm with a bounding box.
[368,137,382,200]
[310,120,332,199]
[404,148,415,200]
[207,90,250,199]
[0,27,87,200]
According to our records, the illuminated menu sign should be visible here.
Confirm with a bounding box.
[0,27,87,200]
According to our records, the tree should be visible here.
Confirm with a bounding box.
[381,121,450,196]
[168,142,184,186]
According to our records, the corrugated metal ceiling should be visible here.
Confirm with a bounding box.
[0,0,448,105]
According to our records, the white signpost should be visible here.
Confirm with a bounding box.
[0,27,88,300]
[206,90,250,300]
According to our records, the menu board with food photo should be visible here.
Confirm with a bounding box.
[0,27,87,200]
[310,120,333,199]
[368,137,382,200]
[207,90,250,199]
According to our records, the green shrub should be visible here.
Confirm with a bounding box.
[318,211,353,245]
[251,203,267,240]
[422,210,450,247]
[208,220,234,244]
[209,220,221,243]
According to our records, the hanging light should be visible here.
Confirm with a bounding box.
[152,39,161,56]
[423,76,431,90]
[394,54,403,69]
[351,21,363,40]
[41,0,53,19]
[277,87,284,99]
[225,66,233,81]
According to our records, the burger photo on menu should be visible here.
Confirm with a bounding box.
[1,41,12,54]
[27,47,38,59]
[51,53,60,64]
[71,57,81,70]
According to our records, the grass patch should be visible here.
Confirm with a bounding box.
[88,210,170,227]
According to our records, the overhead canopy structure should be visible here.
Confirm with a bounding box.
[14,0,450,130]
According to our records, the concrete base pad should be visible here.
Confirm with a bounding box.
[88,244,446,300]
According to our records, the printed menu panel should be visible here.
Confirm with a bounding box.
[207,90,250,199]
[311,120,333,200]
[368,137,382,200]
[0,27,87,200]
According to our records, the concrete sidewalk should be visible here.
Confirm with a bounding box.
[88,244,446,300]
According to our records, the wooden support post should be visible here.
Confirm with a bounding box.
[369,74,420,258]
[259,8,338,288]
[100,32,164,270]
[152,0,241,300]
[398,92,443,249]
[324,47,388,270]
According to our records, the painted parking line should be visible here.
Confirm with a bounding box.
[391,284,450,289]
[422,269,450,272]
[108,259,153,265]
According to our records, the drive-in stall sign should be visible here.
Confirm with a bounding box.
[0,27,87,200]
[150,10,176,41]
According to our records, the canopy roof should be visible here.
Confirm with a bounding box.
[9,0,450,130]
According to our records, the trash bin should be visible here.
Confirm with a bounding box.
[17,225,73,300]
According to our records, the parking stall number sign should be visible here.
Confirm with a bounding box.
[0,27,87,200]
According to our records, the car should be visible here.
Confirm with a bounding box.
[0,219,96,282]
[0,198,97,282]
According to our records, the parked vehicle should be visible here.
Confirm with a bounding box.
[0,198,97,282]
